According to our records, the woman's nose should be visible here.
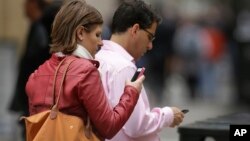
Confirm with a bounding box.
[98,40,103,47]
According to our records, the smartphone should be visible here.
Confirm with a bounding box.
[131,67,145,82]
[182,109,189,114]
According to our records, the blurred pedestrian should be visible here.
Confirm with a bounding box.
[8,0,61,140]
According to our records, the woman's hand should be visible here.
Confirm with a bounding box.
[125,75,145,94]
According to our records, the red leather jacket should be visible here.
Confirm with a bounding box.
[26,54,139,139]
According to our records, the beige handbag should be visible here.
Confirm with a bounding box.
[22,57,100,141]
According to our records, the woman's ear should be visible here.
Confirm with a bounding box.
[76,26,85,41]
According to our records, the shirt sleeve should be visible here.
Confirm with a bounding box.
[109,66,174,138]
[78,65,140,139]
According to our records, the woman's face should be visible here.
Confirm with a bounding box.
[81,25,103,57]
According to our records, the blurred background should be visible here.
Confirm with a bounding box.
[0,0,250,141]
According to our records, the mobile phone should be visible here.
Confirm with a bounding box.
[131,67,145,82]
[182,109,189,114]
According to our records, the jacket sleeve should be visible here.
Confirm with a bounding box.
[78,65,139,139]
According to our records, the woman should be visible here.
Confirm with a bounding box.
[25,0,144,140]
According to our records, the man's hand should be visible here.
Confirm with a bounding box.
[170,107,184,127]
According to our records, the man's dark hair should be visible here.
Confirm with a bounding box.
[111,0,161,33]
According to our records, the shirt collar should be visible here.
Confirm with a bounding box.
[101,40,135,63]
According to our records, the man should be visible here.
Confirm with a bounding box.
[96,1,185,141]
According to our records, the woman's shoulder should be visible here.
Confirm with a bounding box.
[69,56,100,73]
[70,56,98,66]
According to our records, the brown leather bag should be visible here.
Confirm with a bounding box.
[22,57,100,141]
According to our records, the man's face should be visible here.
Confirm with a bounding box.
[133,22,157,61]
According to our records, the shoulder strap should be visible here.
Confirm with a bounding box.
[51,57,67,106]
[49,56,96,139]
[50,56,75,119]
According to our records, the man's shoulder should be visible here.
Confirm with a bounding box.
[96,49,126,61]
[96,50,132,70]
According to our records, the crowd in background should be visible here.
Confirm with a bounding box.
[134,0,250,106]
[120,0,230,105]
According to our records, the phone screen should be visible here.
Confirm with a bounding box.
[182,109,189,114]
[131,67,145,82]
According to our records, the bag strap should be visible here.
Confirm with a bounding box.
[51,57,67,106]
[49,56,95,139]
[50,56,75,119]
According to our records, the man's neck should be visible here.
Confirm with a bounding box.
[110,34,130,51]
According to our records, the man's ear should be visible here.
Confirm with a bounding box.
[76,26,85,41]
[131,23,140,36]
